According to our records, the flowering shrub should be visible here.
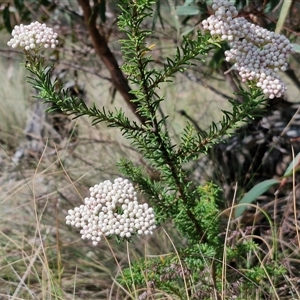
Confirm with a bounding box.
[202,0,294,99]
[66,178,156,245]
[5,0,299,298]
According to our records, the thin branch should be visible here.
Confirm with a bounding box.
[77,0,147,124]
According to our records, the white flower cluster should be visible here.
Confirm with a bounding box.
[7,21,58,51]
[66,178,156,246]
[202,0,294,99]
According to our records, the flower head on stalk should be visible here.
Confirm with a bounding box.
[7,21,58,56]
[66,178,156,246]
[202,0,294,99]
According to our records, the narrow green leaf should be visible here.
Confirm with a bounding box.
[291,43,300,54]
[235,0,247,11]
[14,0,24,11]
[176,5,199,16]
[183,0,194,5]
[3,5,12,33]
[235,179,279,218]
[264,0,281,14]
[283,152,300,177]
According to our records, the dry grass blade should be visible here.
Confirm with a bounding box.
[275,1,292,34]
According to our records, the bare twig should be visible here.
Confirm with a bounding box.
[77,0,147,124]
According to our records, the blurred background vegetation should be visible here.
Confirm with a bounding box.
[0,0,299,299]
